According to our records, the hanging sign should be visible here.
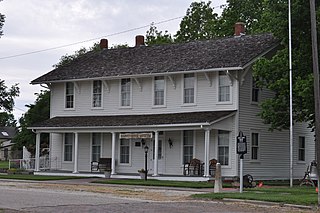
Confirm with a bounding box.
[119,133,153,139]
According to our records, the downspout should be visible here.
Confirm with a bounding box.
[235,71,240,180]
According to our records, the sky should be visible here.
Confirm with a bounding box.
[0,0,226,121]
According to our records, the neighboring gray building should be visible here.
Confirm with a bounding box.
[0,127,16,160]
[30,23,314,180]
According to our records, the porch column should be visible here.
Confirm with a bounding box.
[204,129,210,177]
[35,132,40,172]
[73,132,79,173]
[111,132,116,175]
[153,131,159,176]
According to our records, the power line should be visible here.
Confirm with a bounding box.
[0,3,226,60]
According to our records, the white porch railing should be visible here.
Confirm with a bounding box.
[9,156,50,171]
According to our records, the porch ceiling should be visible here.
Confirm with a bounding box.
[30,110,236,130]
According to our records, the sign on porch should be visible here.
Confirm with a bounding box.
[119,133,153,139]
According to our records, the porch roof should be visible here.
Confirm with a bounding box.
[31,110,235,130]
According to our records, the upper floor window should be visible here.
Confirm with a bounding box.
[218,72,230,102]
[183,73,195,104]
[298,136,305,161]
[251,133,259,160]
[64,133,74,162]
[183,130,194,164]
[154,76,165,106]
[92,80,102,108]
[252,77,259,102]
[121,78,131,107]
[218,130,229,165]
[65,82,74,109]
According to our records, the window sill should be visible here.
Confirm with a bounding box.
[64,108,75,111]
[181,103,197,107]
[91,107,104,110]
[216,102,233,105]
[152,105,167,109]
[119,106,132,109]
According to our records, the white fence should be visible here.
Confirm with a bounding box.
[9,156,50,171]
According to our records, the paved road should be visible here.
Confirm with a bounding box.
[0,180,314,213]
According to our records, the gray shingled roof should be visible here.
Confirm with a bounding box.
[0,127,17,139]
[31,111,235,128]
[31,33,279,84]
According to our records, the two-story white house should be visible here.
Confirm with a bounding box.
[30,23,314,180]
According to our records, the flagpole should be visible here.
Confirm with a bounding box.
[288,0,293,188]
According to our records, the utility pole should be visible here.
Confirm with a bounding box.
[309,0,320,206]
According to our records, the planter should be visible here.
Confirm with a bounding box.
[139,172,146,179]
[104,170,111,179]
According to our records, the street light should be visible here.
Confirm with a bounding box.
[144,145,149,181]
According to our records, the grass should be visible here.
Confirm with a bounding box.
[93,179,218,188]
[0,174,91,181]
[0,161,9,169]
[193,186,318,206]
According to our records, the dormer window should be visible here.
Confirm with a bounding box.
[92,80,102,108]
[121,78,131,107]
[218,72,230,102]
[65,82,74,109]
[183,73,195,104]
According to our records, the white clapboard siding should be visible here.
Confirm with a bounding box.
[50,133,62,170]
[50,72,237,118]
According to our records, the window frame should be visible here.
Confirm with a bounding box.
[152,76,166,107]
[251,132,260,161]
[182,130,195,164]
[119,138,131,165]
[65,82,75,109]
[92,80,103,109]
[63,133,74,162]
[217,130,230,166]
[119,78,132,108]
[298,136,306,162]
[218,71,232,103]
[182,73,197,105]
[91,133,102,162]
[251,76,260,103]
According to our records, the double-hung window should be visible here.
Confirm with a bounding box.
[252,77,259,103]
[154,76,165,106]
[218,130,229,165]
[298,136,306,161]
[64,133,74,162]
[183,130,194,164]
[92,80,102,108]
[251,133,259,160]
[218,72,230,102]
[183,73,195,104]
[121,78,131,107]
[91,133,101,162]
[65,82,74,109]
[120,139,130,164]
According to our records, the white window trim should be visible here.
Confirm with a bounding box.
[64,82,75,110]
[118,138,132,166]
[119,79,133,109]
[91,80,104,109]
[63,133,74,163]
[250,75,260,105]
[152,76,167,108]
[90,133,103,162]
[298,135,306,162]
[250,131,261,162]
[181,73,197,106]
[180,130,196,165]
[217,72,233,104]
[217,130,231,168]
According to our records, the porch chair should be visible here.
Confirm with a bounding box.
[183,158,204,176]
[209,158,217,176]
[91,158,111,172]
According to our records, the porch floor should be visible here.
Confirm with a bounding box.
[34,170,213,182]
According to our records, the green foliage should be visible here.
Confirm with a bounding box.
[175,1,220,42]
[110,43,129,49]
[0,79,20,113]
[0,112,16,126]
[0,0,4,37]
[145,23,173,46]
[13,91,50,154]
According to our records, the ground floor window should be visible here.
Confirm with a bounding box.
[298,136,305,161]
[64,133,74,162]
[120,139,130,164]
[218,130,229,165]
[183,130,194,164]
[92,133,101,162]
[251,133,259,160]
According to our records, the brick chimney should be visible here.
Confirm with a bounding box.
[135,35,145,46]
[234,22,245,36]
[100,39,108,49]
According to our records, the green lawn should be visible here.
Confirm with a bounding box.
[0,174,92,181]
[193,186,318,206]
[0,161,9,169]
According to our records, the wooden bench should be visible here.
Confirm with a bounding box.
[91,158,111,172]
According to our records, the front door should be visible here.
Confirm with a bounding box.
[150,135,165,174]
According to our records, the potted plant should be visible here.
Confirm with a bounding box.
[103,169,112,179]
[138,168,147,179]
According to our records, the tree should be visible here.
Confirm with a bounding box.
[0,0,4,37]
[175,1,220,42]
[13,91,50,155]
[0,79,19,126]
[145,23,174,46]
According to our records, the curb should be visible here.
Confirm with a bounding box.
[223,198,315,210]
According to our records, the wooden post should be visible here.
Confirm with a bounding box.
[214,163,222,193]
